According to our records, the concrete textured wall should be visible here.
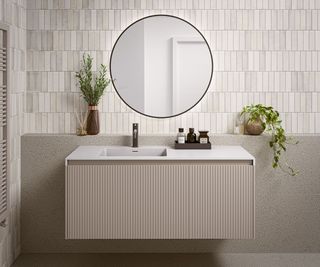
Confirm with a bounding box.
[21,134,320,253]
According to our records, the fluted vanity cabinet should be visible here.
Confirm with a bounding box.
[65,146,255,240]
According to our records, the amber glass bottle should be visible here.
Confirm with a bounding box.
[187,128,197,143]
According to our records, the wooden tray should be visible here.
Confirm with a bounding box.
[174,141,211,150]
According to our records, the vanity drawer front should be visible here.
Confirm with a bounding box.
[66,164,254,239]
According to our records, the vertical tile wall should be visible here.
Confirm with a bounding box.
[26,0,320,134]
[0,0,26,266]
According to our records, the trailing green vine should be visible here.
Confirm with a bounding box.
[241,104,299,176]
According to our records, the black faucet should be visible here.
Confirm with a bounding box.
[132,123,138,147]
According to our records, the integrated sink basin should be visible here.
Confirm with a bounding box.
[101,147,167,157]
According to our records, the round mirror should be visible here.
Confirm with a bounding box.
[110,15,213,118]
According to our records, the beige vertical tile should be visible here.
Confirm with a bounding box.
[309,113,315,133]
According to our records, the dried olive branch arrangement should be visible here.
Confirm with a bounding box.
[241,104,299,176]
[75,53,111,106]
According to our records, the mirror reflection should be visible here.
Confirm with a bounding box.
[110,15,213,118]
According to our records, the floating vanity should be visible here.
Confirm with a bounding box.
[65,146,255,240]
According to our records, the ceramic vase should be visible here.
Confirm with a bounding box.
[245,118,264,135]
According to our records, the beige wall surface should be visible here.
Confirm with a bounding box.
[21,134,320,253]
[25,0,320,134]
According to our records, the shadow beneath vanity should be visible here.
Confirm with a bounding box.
[12,252,226,267]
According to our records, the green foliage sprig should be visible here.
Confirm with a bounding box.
[75,54,111,106]
[241,104,299,176]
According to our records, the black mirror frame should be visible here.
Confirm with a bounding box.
[109,14,213,119]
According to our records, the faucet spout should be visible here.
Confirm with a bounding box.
[132,123,138,147]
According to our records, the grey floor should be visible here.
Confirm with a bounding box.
[12,253,320,267]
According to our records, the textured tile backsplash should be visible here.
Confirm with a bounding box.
[0,0,26,266]
[25,0,320,134]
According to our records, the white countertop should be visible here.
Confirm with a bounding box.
[65,145,255,165]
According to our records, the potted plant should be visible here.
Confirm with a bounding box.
[75,54,111,135]
[241,104,299,176]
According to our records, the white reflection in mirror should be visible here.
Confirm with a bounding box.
[110,15,213,118]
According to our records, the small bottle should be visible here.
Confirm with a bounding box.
[187,128,197,143]
[177,128,185,144]
[198,131,209,144]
